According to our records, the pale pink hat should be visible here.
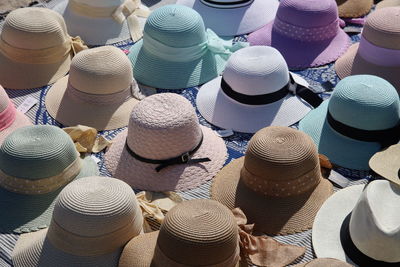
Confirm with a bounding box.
[105,93,227,192]
[0,85,31,144]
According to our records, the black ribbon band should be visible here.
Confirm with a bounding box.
[326,111,400,148]
[201,0,253,7]
[125,135,211,172]
[340,213,399,266]
[220,75,322,108]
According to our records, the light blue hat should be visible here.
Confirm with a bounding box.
[128,4,247,89]
[299,75,400,170]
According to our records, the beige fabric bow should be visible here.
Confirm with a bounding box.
[233,208,306,267]
[63,125,111,153]
[70,36,88,55]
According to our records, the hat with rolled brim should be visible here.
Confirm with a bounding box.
[369,144,400,186]
[211,157,332,235]
[336,0,373,18]
[0,156,98,234]
[175,0,279,37]
[376,0,400,9]
[0,111,32,145]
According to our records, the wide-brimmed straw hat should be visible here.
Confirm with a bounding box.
[313,180,400,265]
[51,0,150,45]
[176,0,279,37]
[211,126,333,235]
[369,144,400,186]
[248,0,351,70]
[196,46,323,133]
[128,4,248,89]
[0,85,32,144]
[299,75,400,171]
[0,125,98,234]
[376,0,400,9]
[12,176,144,267]
[46,46,146,131]
[335,7,400,92]
[105,93,227,192]
[0,7,87,89]
[336,0,373,18]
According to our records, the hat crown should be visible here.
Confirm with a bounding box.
[143,5,207,48]
[243,127,321,197]
[69,0,125,7]
[0,85,10,113]
[362,7,400,50]
[157,199,238,265]
[69,46,133,94]
[223,46,290,96]
[127,93,202,160]
[349,180,400,262]
[52,176,142,237]
[1,8,69,50]
[0,125,78,180]
[328,75,400,131]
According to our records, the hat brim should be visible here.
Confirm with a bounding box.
[298,100,382,170]
[335,43,400,91]
[104,125,227,192]
[51,0,147,46]
[369,144,400,186]
[312,184,364,263]
[128,40,227,89]
[45,76,141,131]
[12,228,122,267]
[376,0,400,9]
[0,156,99,234]
[176,0,279,37]
[337,0,373,18]
[0,111,32,144]
[196,75,312,133]
[210,157,333,235]
[247,21,351,70]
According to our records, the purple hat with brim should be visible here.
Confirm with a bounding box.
[248,0,351,70]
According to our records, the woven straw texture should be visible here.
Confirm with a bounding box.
[336,0,373,18]
[376,0,400,8]
[294,258,354,267]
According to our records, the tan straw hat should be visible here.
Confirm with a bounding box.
[12,176,144,267]
[295,258,354,267]
[369,144,400,186]
[0,7,87,89]
[45,46,146,131]
[211,126,333,235]
[376,0,400,9]
[335,0,373,18]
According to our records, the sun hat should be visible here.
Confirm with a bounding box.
[52,0,150,46]
[376,0,400,8]
[105,93,227,192]
[45,46,144,131]
[0,125,99,234]
[336,0,373,18]
[247,0,351,70]
[0,85,32,144]
[128,4,248,89]
[313,179,400,265]
[0,7,87,89]
[175,0,279,37]
[211,126,333,235]
[299,75,400,171]
[12,176,144,267]
[335,8,400,92]
[369,144,400,186]
[294,258,354,267]
[196,46,323,133]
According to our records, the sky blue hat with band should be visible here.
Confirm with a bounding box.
[299,75,400,170]
[128,4,248,89]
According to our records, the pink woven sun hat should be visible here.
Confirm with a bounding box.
[247,0,351,70]
[105,93,227,192]
[0,85,31,144]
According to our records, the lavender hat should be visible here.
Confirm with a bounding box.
[247,0,351,70]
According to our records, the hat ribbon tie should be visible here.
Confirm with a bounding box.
[233,208,306,267]
[206,29,249,60]
[125,134,211,172]
[0,100,17,131]
[70,36,88,55]
[357,37,400,67]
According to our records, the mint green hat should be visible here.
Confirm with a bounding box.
[128,4,247,89]
[299,75,400,170]
[0,125,99,234]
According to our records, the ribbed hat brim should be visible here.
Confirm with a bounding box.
[299,100,384,170]
[45,76,140,131]
[0,112,32,144]
[104,126,227,192]
[196,75,312,133]
[376,0,400,9]
[211,157,333,235]
[12,229,122,267]
[128,40,228,89]
[337,0,373,18]
[248,21,351,70]
[176,0,279,36]
[369,144,400,186]
[0,156,98,234]
[335,43,400,92]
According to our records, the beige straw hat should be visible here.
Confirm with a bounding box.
[12,176,144,267]
[336,0,373,18]
[376,0,400,9]
[0,7,87,89]
[45,46,146,131]
[369,144,400,186]
[295,258,354,267]
[211,126,333,235]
